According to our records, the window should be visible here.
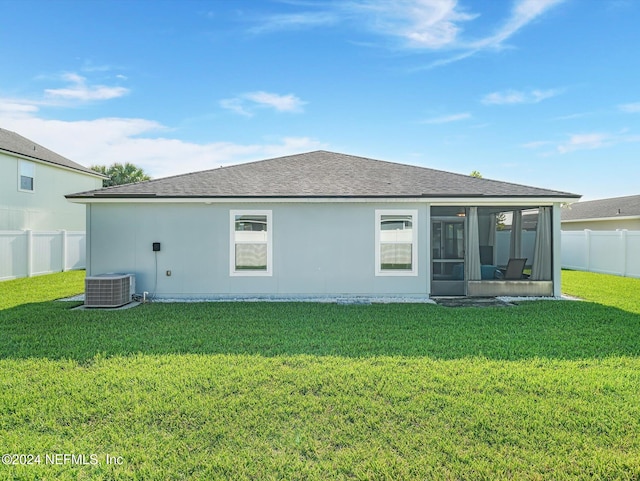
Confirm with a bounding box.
[230,210,272,276]
[18,161,35,192]
[375,209,418,276]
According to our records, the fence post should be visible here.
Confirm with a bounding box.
[621,229,628,277]
[26,229,33,277]
[61,230,68,272]
[584,229,591,272]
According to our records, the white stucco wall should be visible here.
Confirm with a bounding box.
[0,152,102,230]
[86,202,430,298]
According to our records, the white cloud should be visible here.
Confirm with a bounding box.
[221,91,306,116]
[251,0,566,65]
[482,88,562,105]
[422,112,471,124]
[471,0,566,50]
[0,72,128,114]
[482,90,525,105]
[0,101,39,114]
[44,73,129,101]
[524,130,640,155]
[249,12,339,34]
[251,1,476,50]
[350,0,477,49]
[2,73,315,178]
[244,91,306,112]
[556,133,612,154]
[219,98,253,117]
[521,140,554,149]
[619,102,640,113]
[552,112,593,121]
[0,112,325,178]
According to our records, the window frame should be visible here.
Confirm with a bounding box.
[230,209,273,277]
[375,209,418,277]
[18,160,35,193]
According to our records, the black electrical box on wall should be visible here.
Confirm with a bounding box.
[152,242,161,252]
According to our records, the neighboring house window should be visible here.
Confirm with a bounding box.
[230,210,272,276]
[375,209,418,276]
[18,161,35,192]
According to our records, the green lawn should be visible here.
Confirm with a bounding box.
[1,271,639,480]
[562,269,640,314]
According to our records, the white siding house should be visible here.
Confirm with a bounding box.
[0,128,104,231]
[562,195,640,231]
[68,151,580,299]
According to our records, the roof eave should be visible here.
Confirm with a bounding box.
[67,194,579,204]
[0,147,108,179]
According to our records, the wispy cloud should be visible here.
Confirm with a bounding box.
[221,91,307,116]
[0,101,39,114]
[619,102,640,113]
[249,11,339,34]
[557,133,613,153]
[219,98,253,117]
[524,130,640,154]
[522,140,555,149]
[250,0,567,66]
[44,73,129,101]
[0,72,129,112]
[470,0,566,50]
[552,112,593,121]
[422,112,471,124]
[482,88,562,105]
[251,1,476,49]
[244,91,306,112]
[347,0,477,50]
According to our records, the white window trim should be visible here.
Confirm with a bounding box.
[375,209,418,277]
[18,160,35,193]
[230,210,273,277]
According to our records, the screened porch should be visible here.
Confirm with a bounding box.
[431,205,555,297]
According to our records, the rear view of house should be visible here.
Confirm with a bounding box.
[67,151,579,299]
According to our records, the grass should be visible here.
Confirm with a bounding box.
[562,269,640,314]
[0,271,639,480]
[0,270,85,310]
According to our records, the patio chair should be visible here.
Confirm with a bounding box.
[503,258,528,280]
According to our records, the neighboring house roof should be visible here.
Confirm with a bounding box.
[561,194,640,222]
[68,151,579,200]
[0,127,105,178]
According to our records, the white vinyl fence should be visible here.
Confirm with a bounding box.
[0,230,86,281]
[562,229,640,278]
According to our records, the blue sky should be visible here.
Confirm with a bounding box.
[1,0,639,200]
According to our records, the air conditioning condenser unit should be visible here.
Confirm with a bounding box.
[85,273,135,308]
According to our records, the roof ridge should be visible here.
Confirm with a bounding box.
[67,150,580,199]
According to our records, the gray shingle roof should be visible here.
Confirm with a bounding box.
[67,150,580,199]
[562,194,640,221]
[0,127,104,177]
